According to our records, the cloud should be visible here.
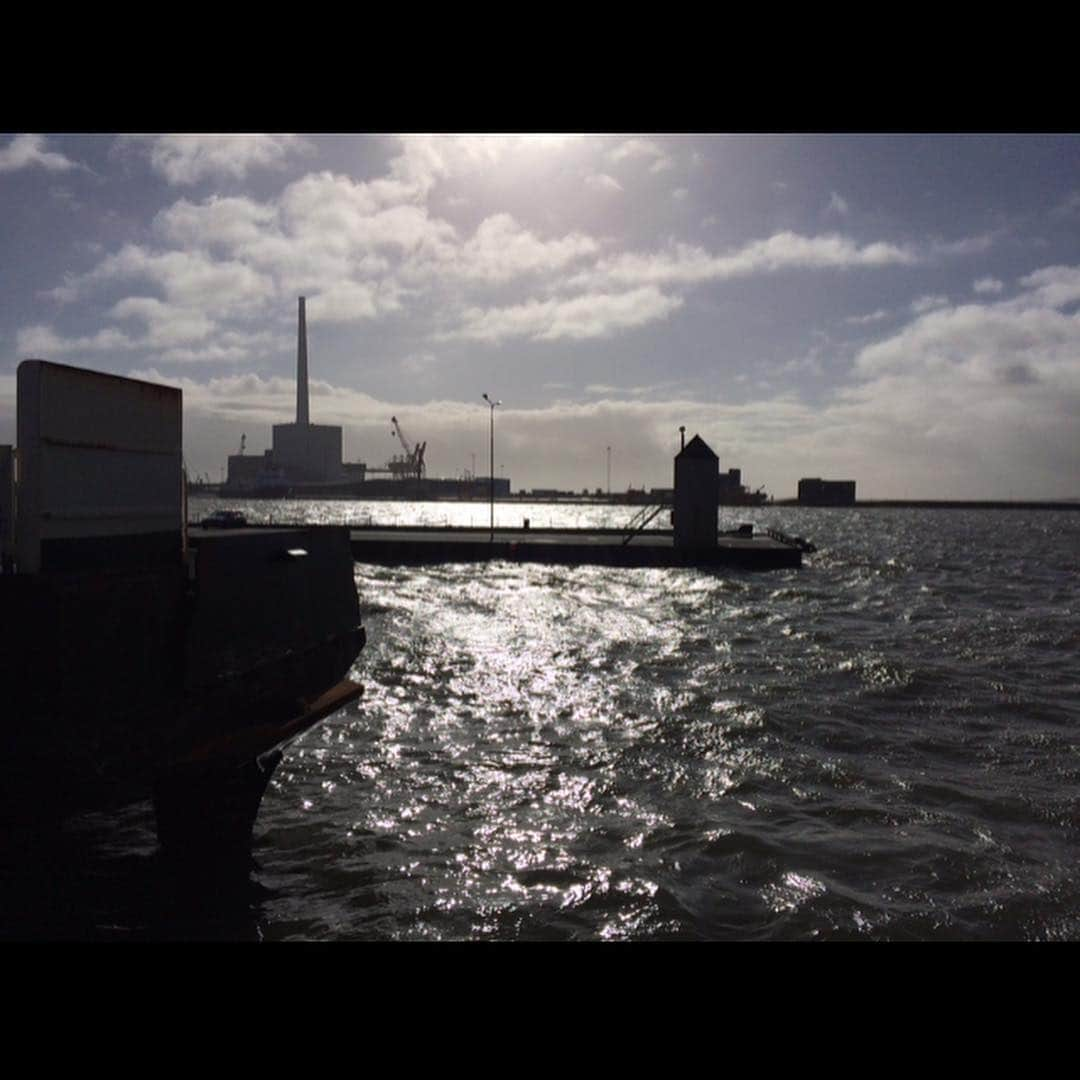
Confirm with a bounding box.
[1050,191,1080,219]
[109,296,217,345]
[585,173,623,193]
[1014,264,1080,310]
[973,277,1004,295]
[779,267,1080,497]
[114,255,1080,500]
[931,233,996,257]
[128,369,384,423]
[16,323,133,357]
[278,171,455,254]
[27,160,618,362]
[826,192,850,217]
[845,309,890,325]
[910,294,949,314]
[153,195,281,250]
[386,135,509,197]
[401,351,438,376]
[857,299,1078,380]
[447,286,684,343]
[607,138,675,174]
[438,213,598,285]
[0,134,80,174]
[14,315,275,364]
[145,135,312,185]
[305,280,403,323]
[570,231,917,291]
[60,243,272,314]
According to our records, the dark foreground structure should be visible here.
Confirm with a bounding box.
[0,361,366,856]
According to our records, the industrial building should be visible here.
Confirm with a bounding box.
[224,298,510,499]
[798,477,857,506]
[225,298,352,494]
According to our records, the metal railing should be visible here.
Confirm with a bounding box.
[622,504,666,546]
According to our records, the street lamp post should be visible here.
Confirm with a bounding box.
[482,393,501,541]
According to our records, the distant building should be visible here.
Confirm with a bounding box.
[270,420,343,483]
[716,467,739,496]
[226,297,346,493]
[798,478,856,505]
[224,297,520,499]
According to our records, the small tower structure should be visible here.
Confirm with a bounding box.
[673,433,719,549]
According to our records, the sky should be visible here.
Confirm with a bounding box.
[1,132,1078,499]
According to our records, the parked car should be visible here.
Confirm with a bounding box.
[200,509,248,528]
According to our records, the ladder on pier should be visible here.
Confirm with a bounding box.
[622,504,665,546]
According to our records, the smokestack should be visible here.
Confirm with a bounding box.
[296,296,309,426]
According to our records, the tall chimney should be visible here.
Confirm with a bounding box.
[296,296,309,426]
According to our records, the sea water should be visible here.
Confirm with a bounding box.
[4,499,1078,941]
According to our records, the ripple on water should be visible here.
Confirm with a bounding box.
[76,501,1068,940]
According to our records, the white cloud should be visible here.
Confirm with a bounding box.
[826,192,850,217]
[16,323,134,357]
[64,243,272,314]
[154,195,280,250]
[31,164,615,356]
[773,268,1080,496]
[845,309,890,325]
[910,294,949,314]
[305,280,403,323]
[387,135,508,197]
[145,134,312,185]
[14,315,276,364]
[401,351,438,376]
[570,231,917,291]
[447,286,683,343]
[439,213,598,285]
[856,300,1075,379]
[111,262,1080,497]
[973,276,1004,295]
[0,134,79,173]
[278,171,447,249]
[1014,265,1080,310]
[607,138,675,174]
[585,173,623,193]
[109,296,217,346]
[932,233,996,257]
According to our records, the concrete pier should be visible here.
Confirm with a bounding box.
[346,525,803,570]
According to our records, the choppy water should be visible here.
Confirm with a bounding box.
[4,499,1078,940]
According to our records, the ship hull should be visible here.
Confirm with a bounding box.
[0,526,364,837]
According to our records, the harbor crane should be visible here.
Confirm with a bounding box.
[390,415,426,480]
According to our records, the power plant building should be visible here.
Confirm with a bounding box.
[270,422,343,483]
[224,296,513,498]
[226,297,345,492]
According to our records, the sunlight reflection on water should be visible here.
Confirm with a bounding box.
[46,499,1078,940]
